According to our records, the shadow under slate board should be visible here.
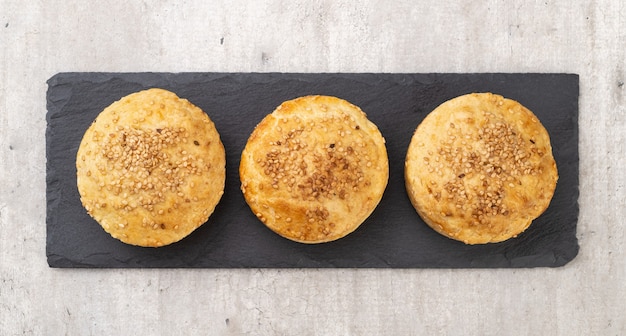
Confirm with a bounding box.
[45,72,579,268]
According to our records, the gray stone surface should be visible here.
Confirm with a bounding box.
[0,1,624,335]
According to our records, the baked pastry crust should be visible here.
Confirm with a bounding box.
[240,95,389,243]
[76,88,226,247]
[405,92,558,244]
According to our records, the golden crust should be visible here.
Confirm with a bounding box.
[240,95,389,243]
[76,88,226,247]
[405,93,558,244]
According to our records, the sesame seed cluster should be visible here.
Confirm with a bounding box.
[260,119,369,201]
[257,117,370,239]
[426,111,545,226]
[87,126,209,221]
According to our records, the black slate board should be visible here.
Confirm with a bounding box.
[46,72,579,268]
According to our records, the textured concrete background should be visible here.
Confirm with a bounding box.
[1,1,624,335]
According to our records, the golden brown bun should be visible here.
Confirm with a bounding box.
[76,88,226,247]
[240,95,389,243]
[405,93,558,244]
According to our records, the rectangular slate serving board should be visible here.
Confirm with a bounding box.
[46,72,579,268]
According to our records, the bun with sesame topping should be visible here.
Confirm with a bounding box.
[405,92,558,244]
[76,88,226,247]
[240,95,389,244]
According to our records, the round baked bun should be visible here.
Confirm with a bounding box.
[76,88,226,247]
[240,95,389,243]
[405,92,558,244]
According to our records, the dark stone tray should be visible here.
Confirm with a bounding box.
[46,72,579,268]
